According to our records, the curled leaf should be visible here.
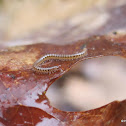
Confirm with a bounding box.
[0,34,126,125]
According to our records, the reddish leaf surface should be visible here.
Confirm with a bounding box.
[0,34,126,126]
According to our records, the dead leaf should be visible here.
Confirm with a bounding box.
[0,34,126,125]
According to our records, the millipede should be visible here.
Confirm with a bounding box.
[32,47,87,74]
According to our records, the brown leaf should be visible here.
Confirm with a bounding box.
[0,34,126,126]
